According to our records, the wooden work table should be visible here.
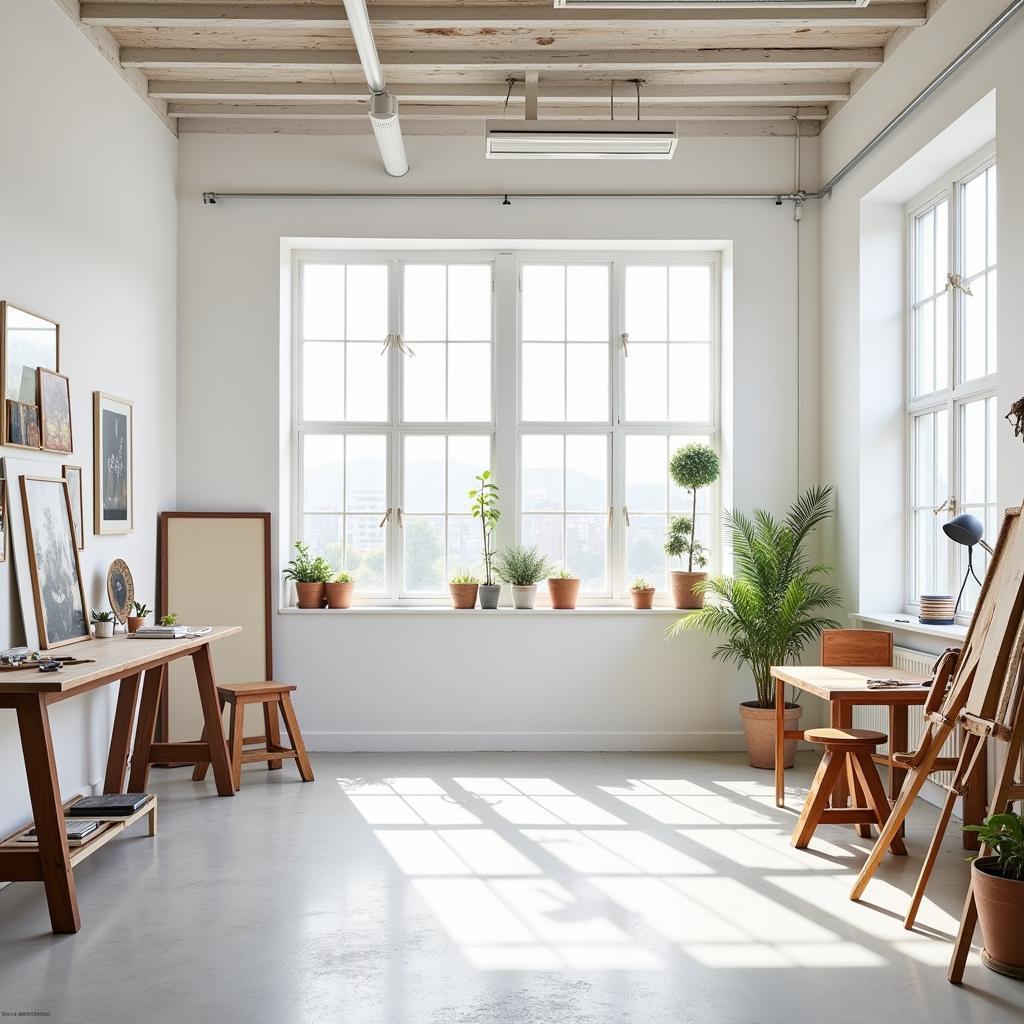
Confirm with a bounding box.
[0,627,241,934]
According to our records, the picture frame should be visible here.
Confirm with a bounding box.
[63,464,84,550]
[6,400,40,449]
[19,475,91,650]
[93,391,133,535]
[38,367,73,454]
[106,558,135,625]
[1,301,59,447]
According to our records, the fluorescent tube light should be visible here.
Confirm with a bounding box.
[369,92,409,177]
[485,120,677,160]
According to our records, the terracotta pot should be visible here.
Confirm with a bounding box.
[631,588,655,610]
[127,616,145,634]
[511,585,537,609]
[972,857,1024,975]
[548,577,581,609]
[295,582,326,609]
[325,581,354,609]
[671,570,707,610]
[739,701,803,770]
[479,584,501,610]
[449,582,479,609]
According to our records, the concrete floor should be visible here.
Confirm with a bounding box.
[1,752,1022,1024]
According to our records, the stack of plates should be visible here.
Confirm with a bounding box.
[920,595,956,625]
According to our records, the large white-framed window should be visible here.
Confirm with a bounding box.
[293,248,721,605]
[907,152,997,619]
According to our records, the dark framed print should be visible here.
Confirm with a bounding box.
[1,302,59,446]
[38,368,73,454]
[19,475,91,649]
[6,400,40,449]
[106,558,135,624]
[93,391,133,535]
[63,464,84,550]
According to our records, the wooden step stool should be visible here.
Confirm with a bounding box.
[791,727,907,855]
[193,683,314,791]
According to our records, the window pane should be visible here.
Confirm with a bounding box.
[404,265,446,341]
[345,435,387,513]
[404,516,445,592]
[626,436,667,513]
[346,515,385,592]
[522,435,563,512]
[346,265,388,341]
[669,345,711,421]
[566,343,608,421]
[447,265,491,342]
[627,514,668,593]
[303,342,344,420]
[566,265,608,342]
[522,514,563,566]
[522,343,565,421]
[447,435,490,510]
[625,343,667,421]
[345,342,388,421]
[625,266,667,341]
[962,398,987,505]
[963,172,987,278]
[963,276,987,382]
[916,208,934,300]
[304,514,344,572]
[447,516,480,577]
[304,435,344,512]
[566,515,607,592]
[987,167,997,267]
[914,414,934,507]
[565,435,607,511]
[447,344,491,421]
[914,300,935,397]
[669,266,712,341]
[404,436,445,512]
[935,298,949,387]
[404,342,446,421]
[522,265,565,342]
[303,264,344,340]
[934,201,948,296]
[987,269,997,374]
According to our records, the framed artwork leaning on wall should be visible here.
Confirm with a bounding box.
[39,367,73,453]
[93,391,133,535]
[63,464,84,550]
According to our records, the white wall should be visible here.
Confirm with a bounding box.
[177,132,821,750]
[0,0,177,834]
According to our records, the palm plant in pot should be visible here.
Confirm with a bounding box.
[667,485,841,770]
[469,470,501,609]
[283,540,333,608]
[667,442,720,609]
[548,568,580,610]
[449,569,480,609]
[493,545,551,609]
[964,811,1024,975]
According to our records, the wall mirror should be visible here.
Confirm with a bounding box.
[1,301,60,446]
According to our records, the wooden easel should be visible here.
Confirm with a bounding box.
[849,506,1024,909]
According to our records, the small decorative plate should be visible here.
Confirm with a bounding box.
[106,559,135,624]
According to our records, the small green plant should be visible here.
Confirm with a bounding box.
[965,812,1024,880]
[668,443,721,572]
[160,613,179,626]
[450,569,481,585]
[132,601,150,618]
[283,540,333,584]
[469,470,501,587]
[332,571,354,584]
[632,577,653,591]
[550,567,577,580]
[493,545,552,588]
[91,610,114,623]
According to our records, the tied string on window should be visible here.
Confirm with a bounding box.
[382,333,416,358]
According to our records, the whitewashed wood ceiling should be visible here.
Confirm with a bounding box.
[61,0,935,136]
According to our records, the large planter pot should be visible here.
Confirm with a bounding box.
[295,582,326,609]
[127,615,145,634]
[671,571,707,610]
[739,701,803,770]
[511,585,537,609]
[972,857,1024,976]
[449,583,479,609]
[631,588,655,609]
[325,581,354,609]
[548,577,580,610]
[479,584,501,609]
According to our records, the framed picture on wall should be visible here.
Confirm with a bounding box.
[19,475,91,649]
[93,391,133,535]
[6,400,40,449]
[38,368,73,454]
[1,301,59,447]
[63,464,84,550]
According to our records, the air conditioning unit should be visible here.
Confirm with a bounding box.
[553,1,869,8]
[485,120,678,159]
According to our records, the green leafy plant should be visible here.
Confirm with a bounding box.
[332,571,354,584]
[550,567,577,580]
[450,569,481,585]
[91,610,114,623]
[632,576,653,591]
[160,613,179,626]
[664,516,707,571]
[469,470,501,586]
[493,545,552,588]
[667,485,842,709]
[965,812,1024,880]
[283,540,333,584]
[668,443,721,572]
[132,601,150,618]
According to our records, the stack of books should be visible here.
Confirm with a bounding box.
[68,794,150,817]
[19,819,102,846]
[130,624,211,639]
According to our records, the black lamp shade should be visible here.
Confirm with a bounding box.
[943,513,985,547]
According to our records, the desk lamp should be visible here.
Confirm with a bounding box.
[943,513,994,614]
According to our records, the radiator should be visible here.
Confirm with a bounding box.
[851,645,961,790]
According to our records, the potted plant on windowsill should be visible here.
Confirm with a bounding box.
[325,571,355,609]
[668,485,841,770]
[470,469,502,609]
[667,442,721,609]
[630,577,656,609]
[493,545,551,609]
[283,540,333,609]
[548,568,580,610]
[127,601,150,634]
[964,811,1024,976]
[449,570,480,609]
[91,610,115,638]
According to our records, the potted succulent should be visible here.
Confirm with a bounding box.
[667,443,721,609]
[493,545,551,609]
[668,486,841,770]
[91,610,115,638]
[160,613,178,626]
[470,469,502,609]
[325,571,355,609]
[127,601,150,634]
[964,811,1024,975]
[548,568,580,610]
[449,570,480,609]
[630,577,656,609]
[283,540,332,608]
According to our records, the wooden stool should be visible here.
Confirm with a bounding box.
[791,727,907,855]
[193,683,314,790]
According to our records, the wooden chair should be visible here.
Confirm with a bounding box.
[193,683,314,790]
[791,727,907,855]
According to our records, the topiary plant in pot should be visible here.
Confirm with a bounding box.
[667,485,842,770]
[283,540,333,608]
[667,442,720,609]
[470,470,502,609]
[964,811,1024,976]
[493,545,552,609]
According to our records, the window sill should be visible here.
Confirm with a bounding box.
[279,605,691,616]
[852,612,968,643]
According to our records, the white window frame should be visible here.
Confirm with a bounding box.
[292,246,722,606]
[905,148,997,622]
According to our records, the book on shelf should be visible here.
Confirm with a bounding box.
[18,819,102,846]
[129,625,212,639]
[67,794,150,817]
